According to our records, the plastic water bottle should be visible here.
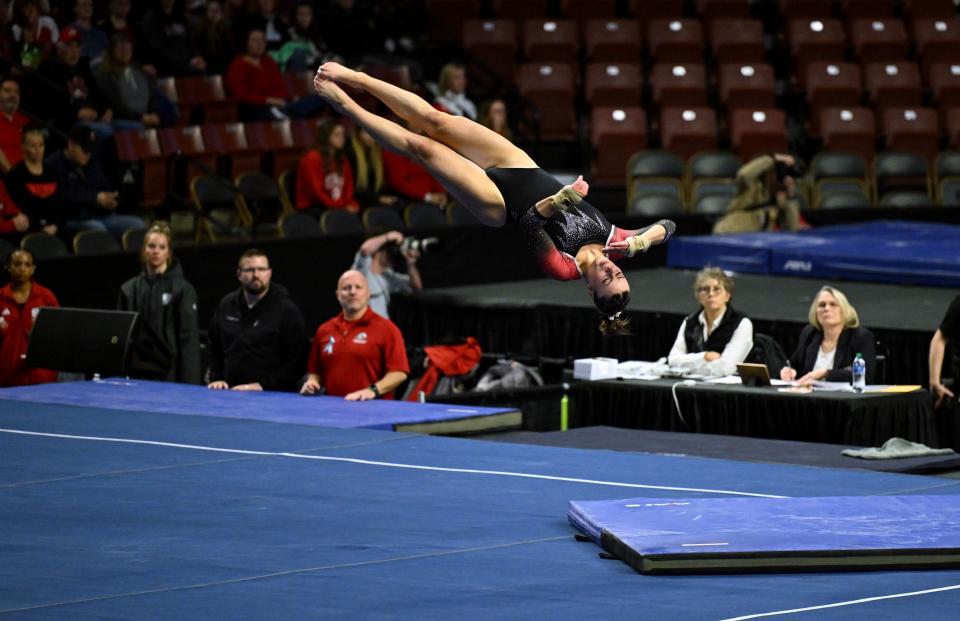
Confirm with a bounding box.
[852,353,866,393]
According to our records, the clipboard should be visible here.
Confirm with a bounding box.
[737,362,772,387]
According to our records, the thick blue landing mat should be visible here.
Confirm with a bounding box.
[569,495,960,575]
[0,378,520,433]
[5,401,960,619]
[667,221,960,286]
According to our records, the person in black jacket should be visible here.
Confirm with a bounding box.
[207,248,308,392]
[780,285,876,386]
[118,221,201,384]
[667,267,754,377]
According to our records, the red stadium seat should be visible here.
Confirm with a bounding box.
[585,63,643,108]
[928,63,960,126]
[848,19,910,63]
[911,18,960,76]
[842,0,895,19]
[819,107,877,161]
[882,107,941,160]
[491,0,547,20]
[516,62,577,139]
[650,63,709,108]
[114,129,167,208]
[244,120,304,177]
[522,19,579,63]
[717,63,776,110]
[158,126,218,189]
[779,0,835,20]
[590,106,647,182]
[561,0,616,19]
[696,0,752,22]
[463,19,518,83]
[424,0,481,42]
[788,18,846,80]
[660,107,719,161]
[201,122,262,178]
[946,108,960,147]
[902,0,957,21]
[709,19,766,64]
[805,62,864,112]
[584,19,641,62]
[647,18,704,64]
[627,0,685,28]
[729,108,788,159]
[864,62,923,115]
[175,75,237,125]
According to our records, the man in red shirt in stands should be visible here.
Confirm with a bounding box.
[0,78,29,173]
[301,269,409,400]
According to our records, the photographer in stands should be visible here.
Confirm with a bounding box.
[713,153,803,234]
[352,229,427,320]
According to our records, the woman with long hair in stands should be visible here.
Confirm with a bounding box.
[313,62,675,334]
[296,117,360,215]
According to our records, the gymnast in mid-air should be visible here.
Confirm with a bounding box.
[313,62,675,334]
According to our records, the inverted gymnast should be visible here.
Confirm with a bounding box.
[313,62,675,335]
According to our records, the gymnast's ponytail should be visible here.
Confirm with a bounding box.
[594,291,632,336]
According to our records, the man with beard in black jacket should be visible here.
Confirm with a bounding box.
[206,248,308,392]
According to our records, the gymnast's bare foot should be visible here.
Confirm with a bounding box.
[316,61,359,87]
[313,78,349,114]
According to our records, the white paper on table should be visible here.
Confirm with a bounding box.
[811,380,856,392]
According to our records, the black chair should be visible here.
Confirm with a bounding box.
[278,168,297,213]
[879,190,936,208]
[446,202,483,227]
[320,209,363,236]
[687,151,742,179]
[627,193,685,216]
[935,151,960,205]
[404,202,447,229]
[362,205,405,235]
[121,226,146,252]
[626,150,685,204]
[819,192,872,209]
[236,171,284,237]
[693,194,732,214]
[812,152,870,207]
[21,232,69,259]
[0,237,15,264]
[278,212,321,238]
[73,230,122,255]
[873,151,931,199]
[190,174,249,242]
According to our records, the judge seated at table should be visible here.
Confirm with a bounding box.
[668,267,754,377]
[780,285,875,386]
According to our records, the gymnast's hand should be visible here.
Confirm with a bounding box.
[313,79,348,113]
[571,175,589,197]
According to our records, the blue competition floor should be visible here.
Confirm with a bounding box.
[3,396,960,619]
[667,221,960,287]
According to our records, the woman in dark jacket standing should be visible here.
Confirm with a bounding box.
[118,221,201,383]
[780,285,876,386]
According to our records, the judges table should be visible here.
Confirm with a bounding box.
[569,379,939,448]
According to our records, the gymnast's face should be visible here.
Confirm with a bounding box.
[586,254,629,299]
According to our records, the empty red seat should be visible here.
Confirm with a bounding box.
[729,108,788,159]
[849,19,910,63]
[902,0,957,20]
[660,107,718,161]
[647,18,704,64]
[842,0,895,18]
[158,126,218,188]
[491,0,547,20]
[805,62,863,112]
[882,107,941,160]
[522,19,579,63]
[788,18,847,79]
[627,0,685,28]
[201,122,262,178]
[585,63,643,107]
[709,18,766,64]
[928,63,960,124]
[114,129,167,208]
[819,107,877,160]
[590,106,647,182]
[516,62,577,139]
[175,75,237,125]
[245,120,304,176]
[650,63,708,108]
[864,62,923,114]
[717,63,776,110]
[696,0,752,21]
[463,19,517,83]
[946,108,960,147]
[912,18,960,75]
[584,19,642,62]
[779,0,836,20]
[561,0,616,19]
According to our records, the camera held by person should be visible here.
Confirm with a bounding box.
[399,236,441,255]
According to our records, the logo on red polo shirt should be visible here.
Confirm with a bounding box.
[353,332,368,344]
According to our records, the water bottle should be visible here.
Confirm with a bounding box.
[852,353,866,393]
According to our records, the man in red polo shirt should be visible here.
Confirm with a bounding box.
[301,269,409,400]
[0,78,29,173]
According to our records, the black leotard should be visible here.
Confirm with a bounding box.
[484,167,564,223]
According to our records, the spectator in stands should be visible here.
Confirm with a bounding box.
[190,0,236,75]
[780,286,876,386]
[118,221,201,384]
[301,269,409,400]
[668,267,753,378]
[348,126,398,208]
[46,123,145,239]
[383,142,447,208]
[0,248,59,387]
[296,118,359,214]
[94,33,166,129]
[99,0,136,49]
[929,295,960,407]
[5,127,58,235]
[138,0,206,77]
[207,248,308,392]
[68,0,108,60]
[238,0,288,51]
[713,153,803,235]
[434,63,476,120]
[275,1,324,71]
[11,0,58,69]
[352,230,422,319]
[225,28,323,121]
[0,77,29,174]
[35,26,109,136]
[0,178,29,244]
[478,98,511,142]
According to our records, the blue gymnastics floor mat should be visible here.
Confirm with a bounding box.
[569,495,960,575]
[667,221,960,286]
[0,378,520,434]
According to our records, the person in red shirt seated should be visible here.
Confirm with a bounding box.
[382,148,448,208]
[0,78,30,174]
[0,249,59,387]
[301,269,409,400]
[0,179,29,245]
[295,118,359,215]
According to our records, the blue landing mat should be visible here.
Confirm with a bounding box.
[569,495,960,575]
[0,378,520,434]
[667,221,960,286]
